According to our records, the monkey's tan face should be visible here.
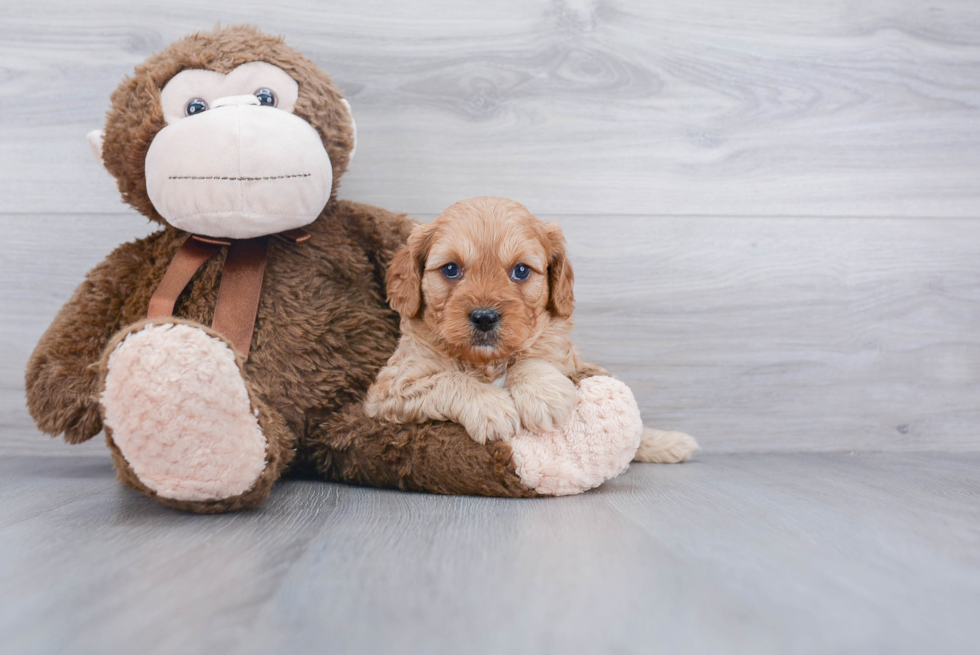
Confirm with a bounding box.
[144,62,336,239]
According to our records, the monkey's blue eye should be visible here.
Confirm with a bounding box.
[254,88,277,107]
[441,263,461,279]
[185,98,208,116]
[511,263,531,281]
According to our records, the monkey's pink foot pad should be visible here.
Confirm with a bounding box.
[100,323,267,502]
[509,376,642,496]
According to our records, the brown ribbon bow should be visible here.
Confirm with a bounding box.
[147,228,309,358]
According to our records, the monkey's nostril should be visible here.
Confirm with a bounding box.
[469,308,500,333]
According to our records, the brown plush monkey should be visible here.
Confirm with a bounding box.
[25,26,675,513]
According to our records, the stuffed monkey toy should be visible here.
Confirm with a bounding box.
[25,26,694,513]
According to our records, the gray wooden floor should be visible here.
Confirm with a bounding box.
[1,453,978,655]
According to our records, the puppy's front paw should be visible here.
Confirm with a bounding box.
[511,374,577,434]
[460,387,521,444]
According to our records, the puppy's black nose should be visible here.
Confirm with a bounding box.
[469,308,500,332]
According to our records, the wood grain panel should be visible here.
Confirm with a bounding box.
[561,215,980,452]
[1,0,979,216]
[3,213,977,455]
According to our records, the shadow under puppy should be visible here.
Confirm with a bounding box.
[366,196,697,463]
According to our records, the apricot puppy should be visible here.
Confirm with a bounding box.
[367,197,699,461]
[365,196,592,444]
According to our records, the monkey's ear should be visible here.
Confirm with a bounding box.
[386,223,435,318]
[86,130,105,166]
[340,99,356,164]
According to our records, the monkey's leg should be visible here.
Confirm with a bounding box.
[98,318,293,513]
[568,362,699,464]
[305,402,538,497]
[304,375,645,497]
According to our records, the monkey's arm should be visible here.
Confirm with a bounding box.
[305,357,619,498]
[307,401,539,497]
[25,239,152,443]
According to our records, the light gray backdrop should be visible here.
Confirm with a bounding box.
[3,0,979,456]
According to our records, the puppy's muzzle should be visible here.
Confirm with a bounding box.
[469,308,500,333]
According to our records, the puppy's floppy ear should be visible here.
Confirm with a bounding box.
[387,222,435,318]
[542,221,575,318]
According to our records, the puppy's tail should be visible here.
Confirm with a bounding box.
[634,428,699,463]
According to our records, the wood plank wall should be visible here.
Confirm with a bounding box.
[2,0,979,455]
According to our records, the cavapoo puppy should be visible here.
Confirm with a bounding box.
[366,197,697,463]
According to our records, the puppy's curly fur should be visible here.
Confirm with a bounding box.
[366,197,699,463]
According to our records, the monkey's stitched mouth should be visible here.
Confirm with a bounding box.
[168,173,312,181]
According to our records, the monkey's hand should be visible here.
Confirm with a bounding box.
[25,238,151,443]
[24,362,104,444]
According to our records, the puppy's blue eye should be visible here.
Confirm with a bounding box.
[254,88,277,107]
[185,98,208,116]
[441,262,461,279]
[511,263,531,281]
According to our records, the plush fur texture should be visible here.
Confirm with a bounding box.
[509,376,643,495]
[25,27,691,513]
[101,25,355,227]
[144,90,334,238]
[23,27,577,512]
[101,321,268,501]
